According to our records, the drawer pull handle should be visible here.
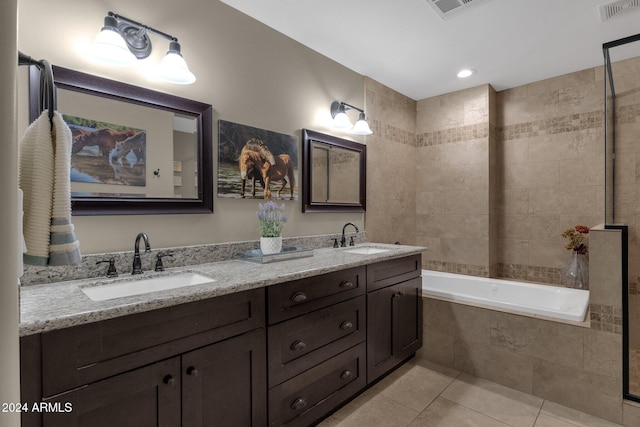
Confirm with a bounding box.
[340,321,354,330]
[163,375,175,386]
[340,370,353,380]
[339,280,355,289]
[290,340,307,351]
[186,366,199,376]
[290,292,308,304]
[291,398,307,411]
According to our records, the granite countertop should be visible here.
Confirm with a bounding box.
[20,243,426,336]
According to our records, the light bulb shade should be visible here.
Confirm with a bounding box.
[158,41,196,84]
[332,111,353,129]
[91,25,136,66]
[352,113,373,135]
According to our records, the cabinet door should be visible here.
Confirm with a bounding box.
[367,277,423,383]
[42,357,180,427]
[366,284,396,383]
[395,277,423,360]
[182,328,267,427]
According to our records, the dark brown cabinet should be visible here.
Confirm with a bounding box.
[21,252,424,427]
[42,357,181,427]
[182,328,266,426]
[366,256,423,383]
[21,289,266,427]
[266,267,367,426]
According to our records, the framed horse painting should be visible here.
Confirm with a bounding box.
[64,115,147,190]
[217,120,298,201]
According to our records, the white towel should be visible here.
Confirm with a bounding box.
[19,111,81,266]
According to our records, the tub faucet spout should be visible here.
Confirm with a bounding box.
[132,232,151,274]
[341,222,359,247]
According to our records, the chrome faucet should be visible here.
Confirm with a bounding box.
[132,232,151,274]
[341,222,360,247]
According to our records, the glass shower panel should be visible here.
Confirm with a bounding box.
[604,33,640,403]
[603,48,614,225]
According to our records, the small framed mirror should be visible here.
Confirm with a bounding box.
[302,129,366,212]
[28,65,213,215]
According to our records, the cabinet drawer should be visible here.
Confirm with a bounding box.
[267,266,365,324]
[268,295,365,387]
[269,342,366,427]
[42,288,264,397]
[367,254,421,292]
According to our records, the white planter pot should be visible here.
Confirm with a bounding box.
[260,236,282,255]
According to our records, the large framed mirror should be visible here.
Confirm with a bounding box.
[302,129,366,212]
[28,65,213,215]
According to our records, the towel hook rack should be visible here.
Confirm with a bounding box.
[18,51,56,125]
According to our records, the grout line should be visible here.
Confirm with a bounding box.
[438,396,513,427]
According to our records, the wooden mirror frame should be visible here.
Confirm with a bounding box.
[28,65,213,215]
[302,129,366,213]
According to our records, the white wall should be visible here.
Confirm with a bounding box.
[17,0,366,254]
[0,0,20,425]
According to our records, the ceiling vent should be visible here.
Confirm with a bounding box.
[599,0,640,21]
[425,0,489,19]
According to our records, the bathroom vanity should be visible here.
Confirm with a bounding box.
[19,244,424,427]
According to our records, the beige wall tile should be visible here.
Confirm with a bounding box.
[490,312,584,366]
[589,228,622,308]
[583,328,622,379]
[453,341,534,394]
[533,359,622,424]
[418,327,454,367]
[495,239,529,265]
[422,298,492,345]
[440,237,489,266]
[623,400,640,427]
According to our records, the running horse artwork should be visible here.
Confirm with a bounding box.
[238,138,295,200]
[65,114,147,186]
[110,132,147,166]
[217,119,298,200]
[72,128,139,158]
[238,139,271,198]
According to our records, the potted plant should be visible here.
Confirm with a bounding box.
[257,201,288,254]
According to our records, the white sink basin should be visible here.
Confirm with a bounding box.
[81,272,215,301]
[343,247,391,255]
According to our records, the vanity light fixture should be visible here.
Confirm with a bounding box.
[91,11,196,84]
[330,101,373,135]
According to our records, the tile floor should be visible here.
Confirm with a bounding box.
[318,359,623,427]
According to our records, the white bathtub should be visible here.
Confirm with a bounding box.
[421,270,589,322]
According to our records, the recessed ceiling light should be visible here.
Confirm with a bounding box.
[457,69,476,78]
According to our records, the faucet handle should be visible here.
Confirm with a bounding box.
[349,236,355,246]
[155,252,174,272]
[331,238,339,248]
[96,258,118,278]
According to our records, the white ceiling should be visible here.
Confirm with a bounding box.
[220,0,640,100]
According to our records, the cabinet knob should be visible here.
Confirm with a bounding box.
[186,366,199,376]
[339,280,354,289]
[340,370,353,380]
[291,398,307,411]
[290,340,307,351]
[290,292,308,304]
[163,375,175,386]
[340,320,354,331]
